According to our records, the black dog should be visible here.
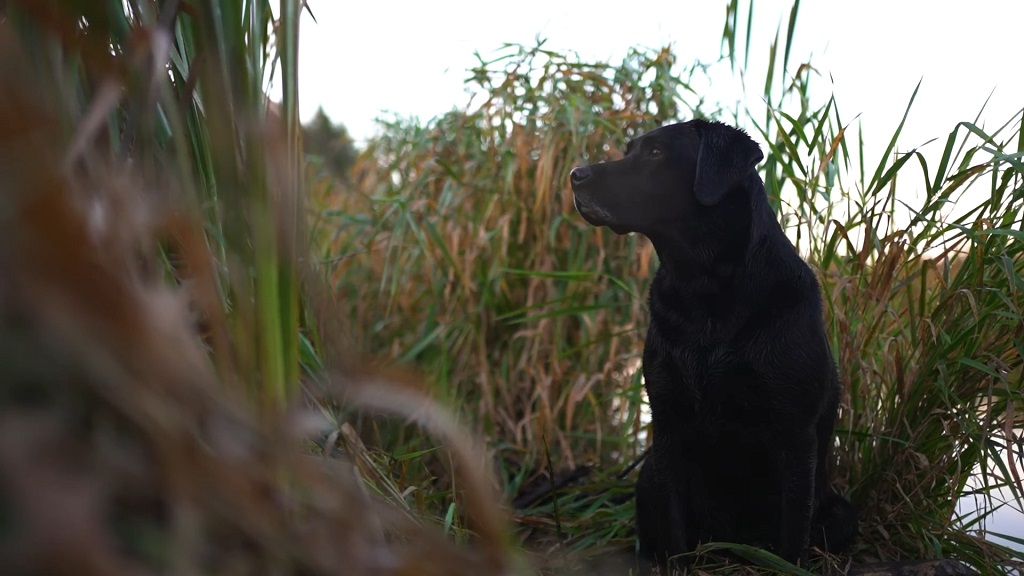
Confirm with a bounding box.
[569,119,858,571]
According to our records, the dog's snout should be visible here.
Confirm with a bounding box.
[570,166,592,185]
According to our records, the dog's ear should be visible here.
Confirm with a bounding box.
[693,121,764,206]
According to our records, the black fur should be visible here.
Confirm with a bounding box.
[569,119,858,571]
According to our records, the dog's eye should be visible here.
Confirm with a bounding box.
[649,147,663,158]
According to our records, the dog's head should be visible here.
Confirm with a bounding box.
[569,119,764,236]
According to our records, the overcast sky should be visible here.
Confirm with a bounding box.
[288,1,1023,151]
[276,0,1024,217]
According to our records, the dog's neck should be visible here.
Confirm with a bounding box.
[646,175,783,320]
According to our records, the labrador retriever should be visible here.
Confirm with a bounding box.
[569,119,858,571]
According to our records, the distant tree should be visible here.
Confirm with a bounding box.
[302,107,357,181]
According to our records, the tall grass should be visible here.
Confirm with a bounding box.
[724,2,1024,567]
[318,0,1024,572]
[320,42,705,462]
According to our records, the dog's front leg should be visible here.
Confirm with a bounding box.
[775,432,817,564]
[636,414,690,572]
[635,452,686,570]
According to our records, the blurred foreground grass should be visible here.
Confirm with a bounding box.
[0,2,516,575]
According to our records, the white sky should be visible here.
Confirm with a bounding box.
[291,0,1024,156]
[283,0,1024,549]
[279,0,1024,229]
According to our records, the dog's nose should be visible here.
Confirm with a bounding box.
[570,166,592,185]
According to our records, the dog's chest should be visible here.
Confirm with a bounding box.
[674,345,754,403]
[644,326,767,432]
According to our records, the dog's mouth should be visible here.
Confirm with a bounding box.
[572,193,628,235]
[572,193,607,225]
